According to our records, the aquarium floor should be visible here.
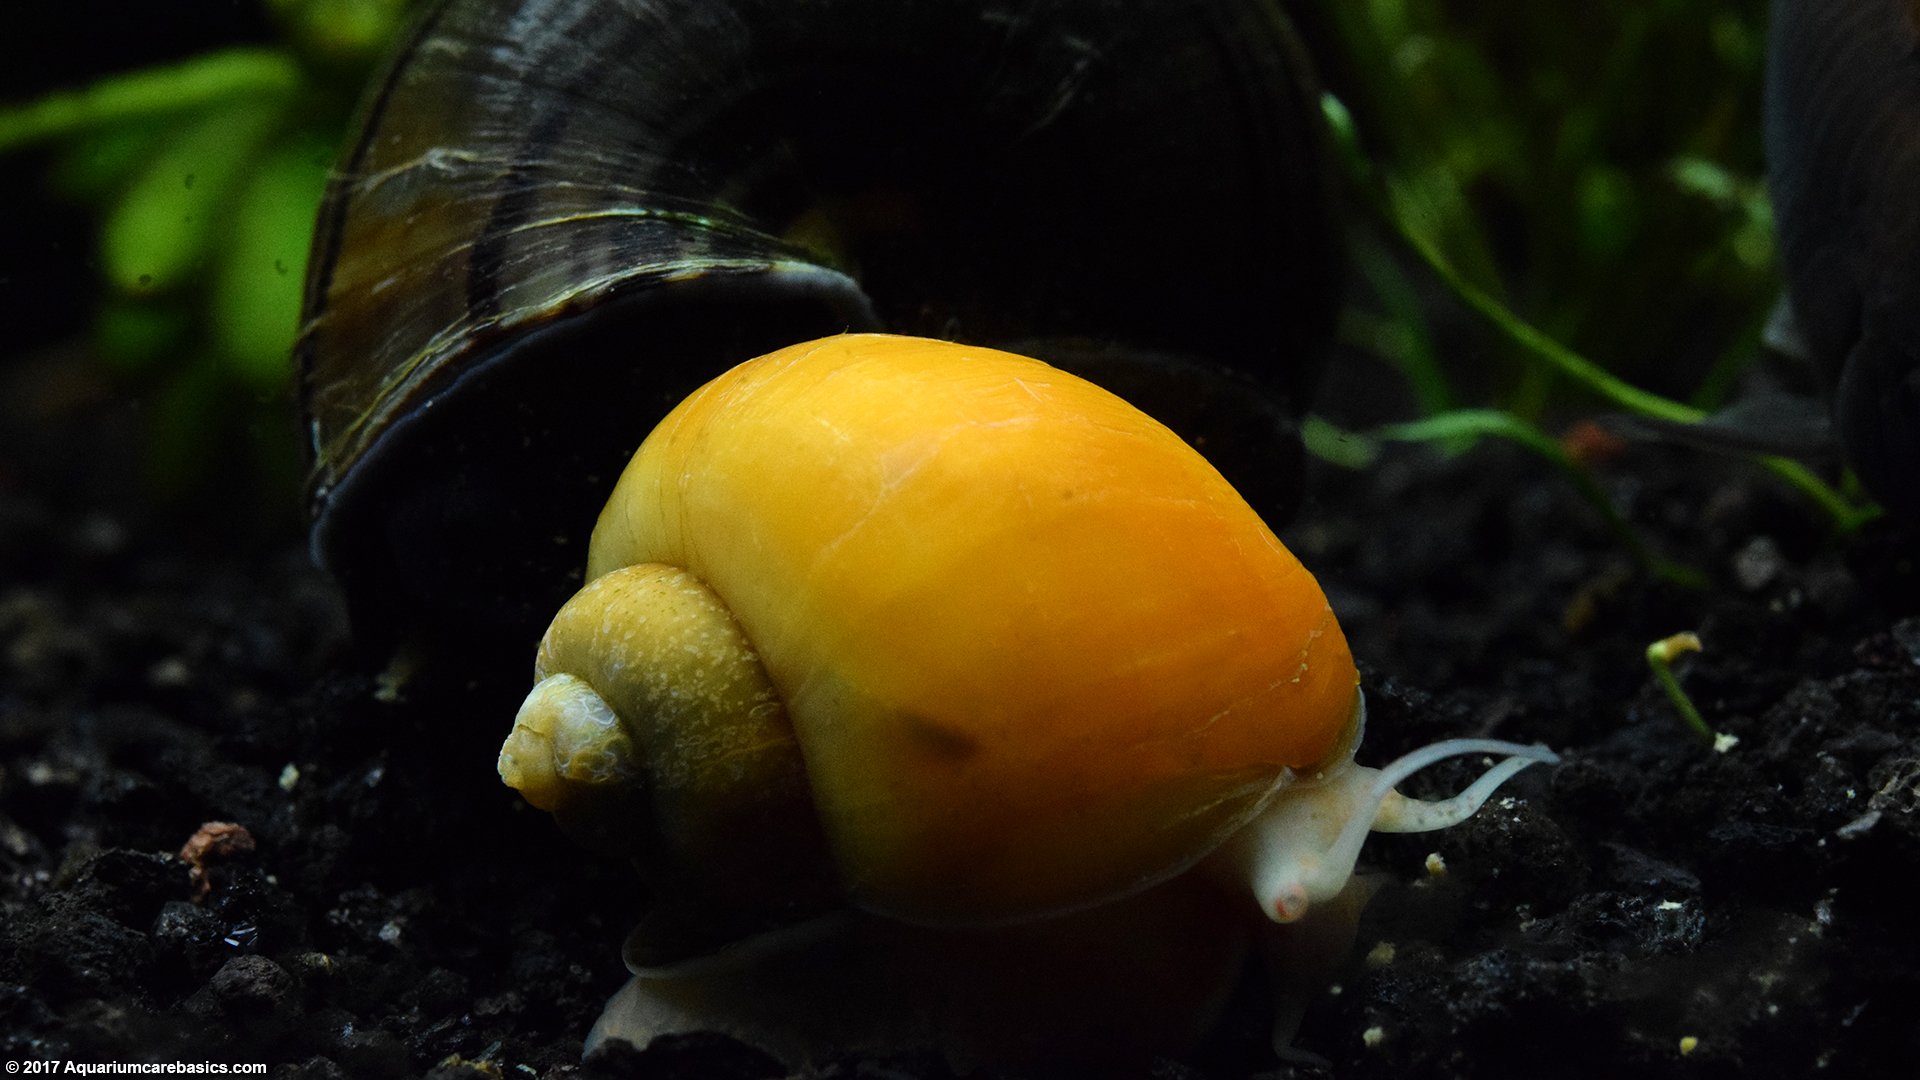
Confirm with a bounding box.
[4,422,1918,1080]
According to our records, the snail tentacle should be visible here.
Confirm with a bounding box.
[1216,702,1560,924]
[1367,739,1561,833]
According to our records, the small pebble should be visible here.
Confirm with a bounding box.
[1732,535,1784,591]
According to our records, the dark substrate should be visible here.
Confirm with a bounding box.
[3,412,1918,1079]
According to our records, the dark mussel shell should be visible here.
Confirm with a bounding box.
[297,0,1343,659]
[1766,0,1920,519]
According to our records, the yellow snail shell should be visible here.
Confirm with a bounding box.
[497,334,1557,1064]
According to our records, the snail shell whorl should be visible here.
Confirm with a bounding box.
[505,565,834,900]
[568,335,1358,925]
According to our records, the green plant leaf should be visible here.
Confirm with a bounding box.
[212,130,335,388]
[0,49,299,151]
[100,99,289,297]
[96,296,195,374]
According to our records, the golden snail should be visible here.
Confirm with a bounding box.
[292,0,1560,1066]
[497,333,1558,1064]
[295,0,1344,666]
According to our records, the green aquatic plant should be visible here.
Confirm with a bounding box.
[1305,1,1880,534]
[1303,0,1779,397]
[0,0,411,493]
[1646,632,1719,745]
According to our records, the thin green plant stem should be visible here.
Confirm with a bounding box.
[1386,146,1871,532]
[1325,91,1691,419]
[0,49,300,151]
[1398,227,1706,425]
[1368,409,1710,588]
[1759,456,1880,530]
[1320,91,1873,531]
[1645,632,1713,743]
[1431,208,1875,531]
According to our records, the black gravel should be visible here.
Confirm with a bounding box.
[4,381,1917,1080]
